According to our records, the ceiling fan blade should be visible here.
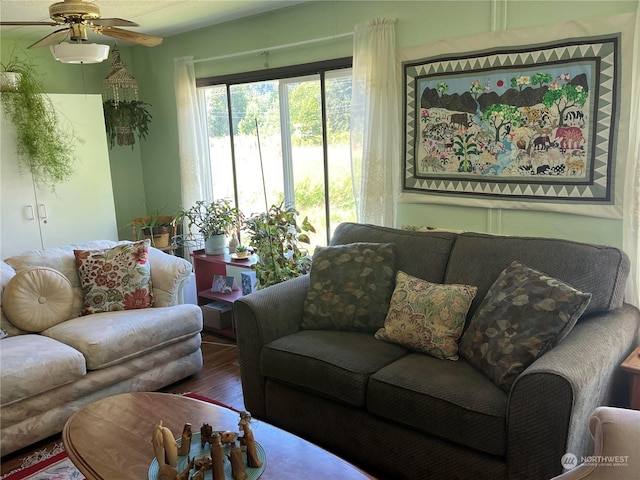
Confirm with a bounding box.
[28,28,70,49]
[91,18,139,28]
[0,21,59,26]
[98,27,163,47]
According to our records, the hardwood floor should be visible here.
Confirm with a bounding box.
[0,332,244,476]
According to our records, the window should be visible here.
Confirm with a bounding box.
[197,59,356,247]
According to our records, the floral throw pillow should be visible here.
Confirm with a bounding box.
[301,242,396,332]
[74,240,153,315]
[375,271,477,360]
[459,261,591,392]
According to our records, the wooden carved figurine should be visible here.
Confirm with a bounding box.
[210,433,226,480]
[239,411,262,468]
[200,423,214,447]
[161,425,179,467]
[151,421,166,467]
[158,464,178,480]
[177,457,194,480]
[177,423,192,456]
[191,466,206,480]
[221,430,236,444]
[194,456,212,471]
[230,441,247,480]
[152,421,178,480]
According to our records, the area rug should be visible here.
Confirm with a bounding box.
[1,393,236,480]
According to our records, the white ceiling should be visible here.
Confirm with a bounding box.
[0,0,310,45]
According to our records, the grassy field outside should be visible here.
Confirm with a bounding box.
[208,135,356,248]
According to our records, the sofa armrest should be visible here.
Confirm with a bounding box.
[234,274,310,418]
[507,304,639,480]
[148,248,193,307]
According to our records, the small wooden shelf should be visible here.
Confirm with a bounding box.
[191,250,258,268]
[191,249,256,339]
[198,289,244,303]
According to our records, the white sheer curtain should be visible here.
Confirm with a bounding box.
[350,18,400,227]
[623,4,640,308]
[174,57,212,258]
[174,57,212,211]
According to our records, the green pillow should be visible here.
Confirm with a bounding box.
[301,243,396,332]
[459,261,591,392]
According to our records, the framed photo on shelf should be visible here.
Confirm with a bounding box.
[212,275,237,294]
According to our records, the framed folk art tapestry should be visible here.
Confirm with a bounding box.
[403,34,622,205]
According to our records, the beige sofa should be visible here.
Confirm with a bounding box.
[551,406,640,480]
[0,240,203,456]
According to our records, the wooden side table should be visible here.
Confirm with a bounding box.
[620,347,640,410]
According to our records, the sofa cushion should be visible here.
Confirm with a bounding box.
[74,240,153,315]
[42,304,202,370]
[301,243,396,332]
[368,353,508,456]
[0,335,86,407]
[445,233,628,317]
[459,261,591,392]
[4,240,123,319]
[2,267,73,332]
[0,261,26,338]
[261,330,409,407]
[375,271,477,360]
[330,222,457,283]
[1,260,15,289]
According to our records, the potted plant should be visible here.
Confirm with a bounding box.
[176,199,243,255]
[131,214,174,249]
[102,99,152,149]
[234,244,250,259]
[244,202,315,289]
[1,53,78,189]
[0,57,24,92]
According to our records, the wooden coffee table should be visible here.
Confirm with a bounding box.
[63,392,375,479]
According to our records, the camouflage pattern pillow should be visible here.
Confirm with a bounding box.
[375,271,477,360]
[301,243,396,332]
[459,261,591,392]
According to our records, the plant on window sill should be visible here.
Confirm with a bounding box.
[176,199,243,241]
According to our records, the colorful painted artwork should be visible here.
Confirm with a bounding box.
[403,35,620,202]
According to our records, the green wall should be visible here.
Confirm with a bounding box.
[2,0,637,246]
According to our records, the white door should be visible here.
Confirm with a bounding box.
[0,114,44,255]
[36,94,118,248]
[1,94,118,258]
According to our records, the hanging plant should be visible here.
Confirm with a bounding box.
[0,53,78,189]
[102,99,152,149]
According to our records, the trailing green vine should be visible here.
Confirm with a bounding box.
[102,99,152,149]
[1,54,78,189]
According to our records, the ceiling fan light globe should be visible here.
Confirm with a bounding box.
[49,42,110,64]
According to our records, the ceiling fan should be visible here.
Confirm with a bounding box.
[1,0,163,49]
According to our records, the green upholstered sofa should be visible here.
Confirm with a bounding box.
[235,223,639,480]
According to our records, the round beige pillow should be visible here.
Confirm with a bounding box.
[3,267,73,332]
